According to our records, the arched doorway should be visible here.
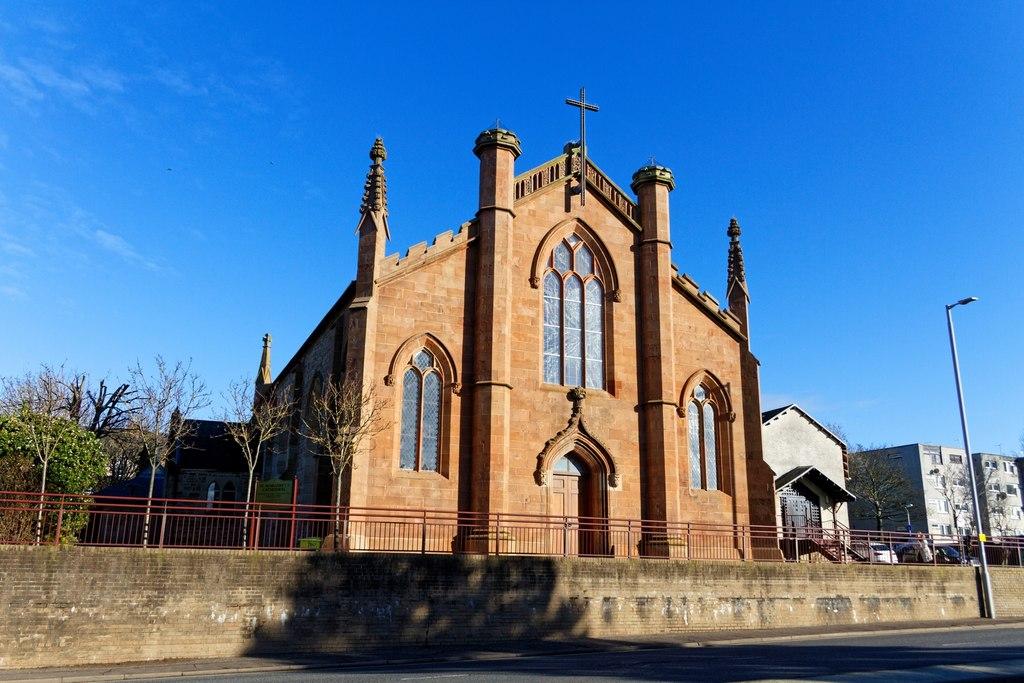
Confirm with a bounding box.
[549,453,608,555]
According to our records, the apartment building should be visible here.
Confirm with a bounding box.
[851,443,1024,538]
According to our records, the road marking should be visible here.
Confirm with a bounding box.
[399,675,469,681]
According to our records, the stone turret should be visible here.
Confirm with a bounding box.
[631,162,682,533]
[470,127,521,520]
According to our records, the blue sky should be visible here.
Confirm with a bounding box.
[0,3,1021,453]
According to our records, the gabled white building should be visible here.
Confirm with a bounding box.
[761,405,854,532]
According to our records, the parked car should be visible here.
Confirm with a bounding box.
[867,542,899,564]
[934,544,973,565]
[894,541,971,564]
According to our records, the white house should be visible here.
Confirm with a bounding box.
[762,405,854,533]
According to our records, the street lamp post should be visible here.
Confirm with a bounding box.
[946,296,995,619]
[904,503,914,530]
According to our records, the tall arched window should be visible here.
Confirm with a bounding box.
[687,385,719,490]
[399,349,442,472]
[543,235,604,389]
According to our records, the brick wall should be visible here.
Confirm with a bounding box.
[990,566,1024,617]
[0,546,989,669]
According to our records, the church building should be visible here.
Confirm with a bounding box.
[256,125,778,556]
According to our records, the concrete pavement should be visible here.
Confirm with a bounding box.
[3,619,1023,682]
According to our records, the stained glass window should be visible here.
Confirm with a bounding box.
[564,275,583,386]
[576,245,593,276]
[421,372,441,471]
[399,369,420,470]
[542,235,605,389]
[688,402,702,489]
[553,243,571,272]
[399,348,442,472]
[687,384,720,491]
[703,402,717,490]
[543,273,561,383]
[584,280,603,389]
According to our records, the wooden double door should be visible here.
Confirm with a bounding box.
[549,455,608,555]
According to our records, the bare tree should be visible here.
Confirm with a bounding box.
[6,408,82,541]
[221,377,294,544]
[99,429,146,487]
[301,377,386,546]
[1,365,82,541]
[847,446,914,532]
[927,460,976,544]
[127,357,209,546]
[65,375,135,437]
[0,364,70,418]
[2,365,139,488]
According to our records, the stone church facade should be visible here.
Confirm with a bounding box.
[257,128,778,553]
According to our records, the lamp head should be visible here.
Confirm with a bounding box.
[955,296,979,307]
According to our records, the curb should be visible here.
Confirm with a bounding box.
[6,620,1024,683]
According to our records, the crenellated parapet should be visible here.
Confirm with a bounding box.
[378,220,475,283]
[672,270,745,338]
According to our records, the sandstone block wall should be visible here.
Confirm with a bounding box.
[0,546,990,669]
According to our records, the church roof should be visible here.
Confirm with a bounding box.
[174,419,247,473]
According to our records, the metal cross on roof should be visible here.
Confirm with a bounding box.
[565,87,599,206]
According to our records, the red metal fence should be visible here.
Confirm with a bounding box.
[2,490,1023,566]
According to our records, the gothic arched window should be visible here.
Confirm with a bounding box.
[687,385,719,490]
[399,349,442,472]
[543,235,605,389]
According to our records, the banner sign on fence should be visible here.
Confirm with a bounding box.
[254,478,293,505]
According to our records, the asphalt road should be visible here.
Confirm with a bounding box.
[153,626,1024,682]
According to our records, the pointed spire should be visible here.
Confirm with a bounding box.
[360,137,388,216]
[257,333,272,386]
[727,217,746,285]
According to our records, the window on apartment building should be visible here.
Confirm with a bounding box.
[1011,464,1018,475]
[929,452,943,465]
[939,524,953,536]
[938,500,951,513]
[985,460,998,469]
[949,454,963,464]
[1014,509,1023,520]
[988,483,1002,493]
[1007,485,1019,496]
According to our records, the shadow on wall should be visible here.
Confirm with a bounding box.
[247,552,587,655]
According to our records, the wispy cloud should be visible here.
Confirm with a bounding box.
[0,284,27,301]
[0,56,126,110]
[151,67,208,96]
[0,62,45,102]
[27,16,69,35]
[92,228,160,271]
[0,230,35,257]
[0,184,169,275]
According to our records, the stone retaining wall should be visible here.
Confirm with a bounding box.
[0,546,988,669]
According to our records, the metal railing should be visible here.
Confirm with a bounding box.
[2,490,1023,566]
